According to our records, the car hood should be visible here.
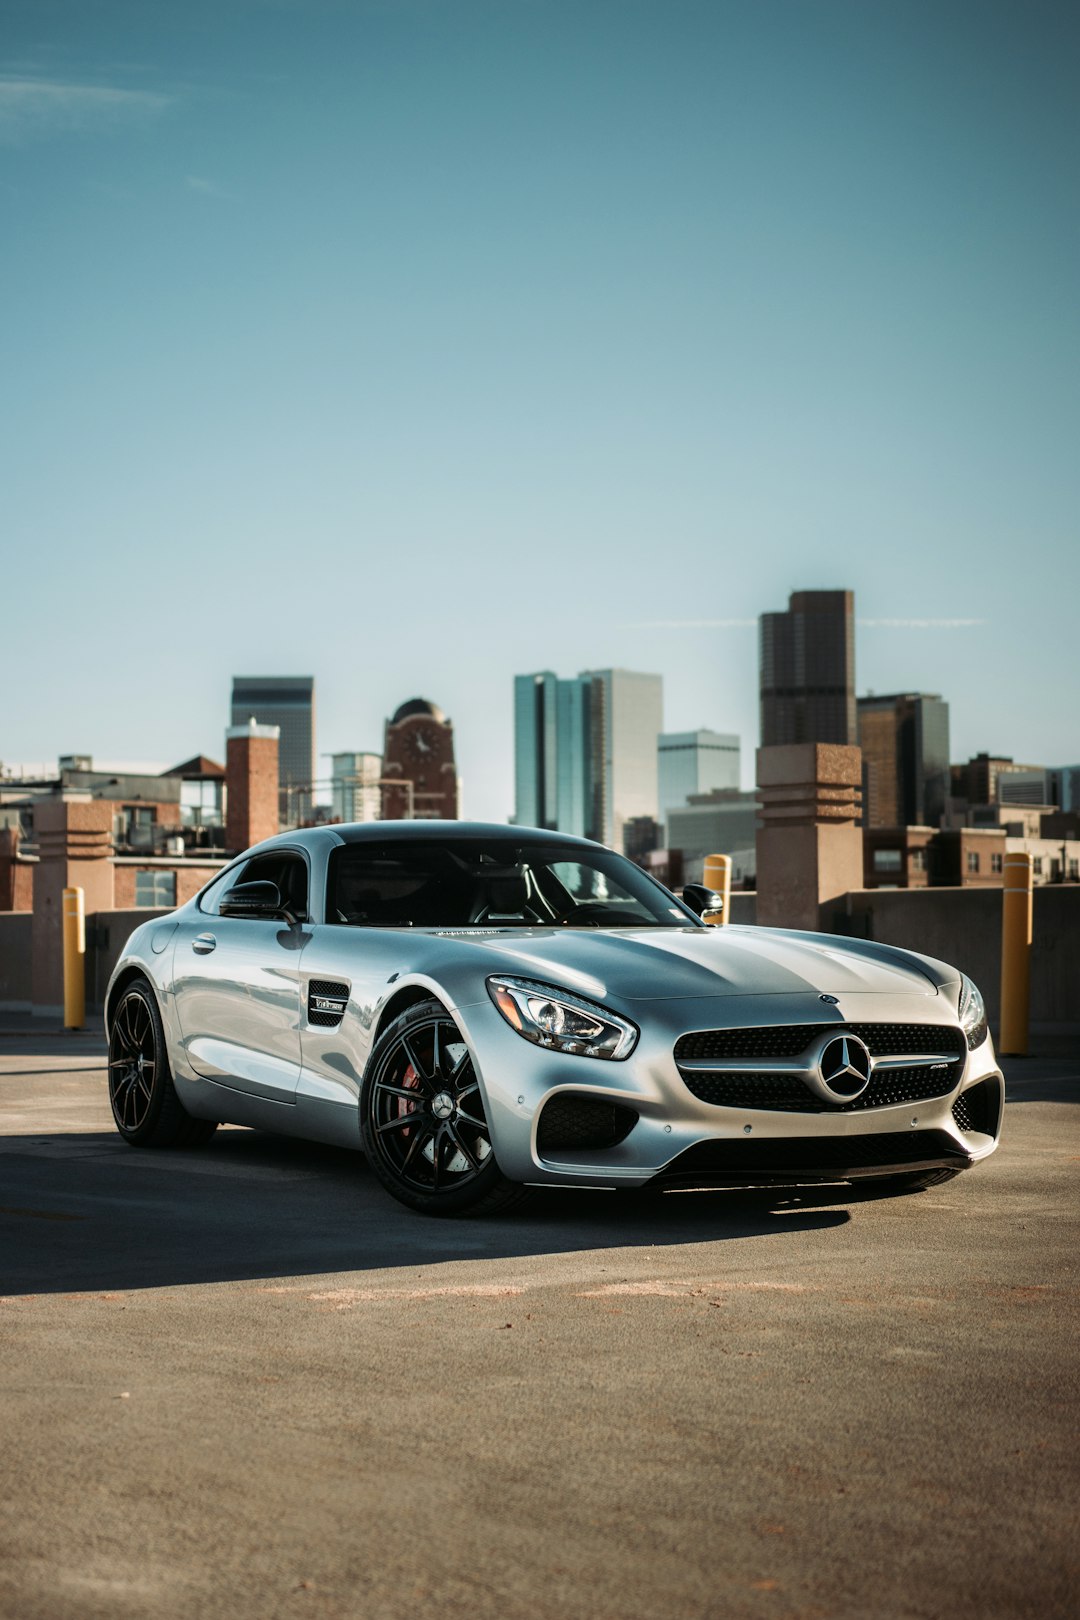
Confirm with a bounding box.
[441,924,949,1004]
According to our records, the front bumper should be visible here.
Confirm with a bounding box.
[452,993,1003,1189]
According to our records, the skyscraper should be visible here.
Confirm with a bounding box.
[759,590,856,747]
[230,676,315,825]
[513,673,593,837]
[584,669,664,852]
[658,730,740,826]
[514,668,663,851]
[857,693,950,828]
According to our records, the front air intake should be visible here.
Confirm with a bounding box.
[536,1094,639,1155]
[951,1077,1003,1137]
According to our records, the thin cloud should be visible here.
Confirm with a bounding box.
[625,616,987,631]
[0,75,172,142]
[623,618,757,629]
[185,174,229,198]
[857,618,987,629]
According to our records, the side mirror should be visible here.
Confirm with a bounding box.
[220,880,297,924]
[682,884,724,923]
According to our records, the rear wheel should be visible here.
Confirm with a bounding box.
[108,979,217,1148]
[360,999,526,1216]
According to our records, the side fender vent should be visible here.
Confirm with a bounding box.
[308,979,349,1028]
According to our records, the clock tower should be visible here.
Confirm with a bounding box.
[381,698,459,820]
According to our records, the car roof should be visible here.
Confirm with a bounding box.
[333,821,602,848]
[245,821,605,856]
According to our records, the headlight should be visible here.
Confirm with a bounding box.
[958,974,988,1050]
[487,976,638,1060]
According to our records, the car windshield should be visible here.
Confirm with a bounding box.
[326,839,694,930]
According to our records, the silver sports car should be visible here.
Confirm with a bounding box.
[105,822,1002,1214]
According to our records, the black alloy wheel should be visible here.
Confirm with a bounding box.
[360,998,526,1215]
[108,979,217,1148]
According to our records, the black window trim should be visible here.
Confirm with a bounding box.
[197,844,313,919]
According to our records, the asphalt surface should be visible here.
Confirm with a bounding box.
[0,1032,1077,1620]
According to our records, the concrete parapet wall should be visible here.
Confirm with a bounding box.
[2,888,1073,1033]
[0,912,33,1009]
[85,908,173,1010]
[831,884,1080,1030]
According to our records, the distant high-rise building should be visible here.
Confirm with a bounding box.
[329,752,383,823]
[584,668,663,852]
[951,753,1044,807]
[230,676,315,826]
[858,693,950,829]
[514,668,663,851]
[760,590,856,747]
[658,730,740,827]
[513,673,593,838]
[1049,766,1080,813]
[666,788,760,865]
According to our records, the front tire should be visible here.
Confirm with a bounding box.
[359,999,526,1216]
[108,979,217,1149]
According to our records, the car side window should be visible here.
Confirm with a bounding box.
[197,863,249,916]
[199,852,310,919]
[237,852,310,920]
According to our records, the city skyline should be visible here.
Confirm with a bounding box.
[2,0,1077,818]
[3,612,1078,824]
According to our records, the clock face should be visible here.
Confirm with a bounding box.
[405,723,441,763]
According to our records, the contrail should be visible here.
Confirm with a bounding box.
[623,616,986,630]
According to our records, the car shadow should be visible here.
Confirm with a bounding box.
[0,1127,862,1296]
[1002,1057,1080,1105]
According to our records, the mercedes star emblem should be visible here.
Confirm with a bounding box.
[808,1033,873,1104]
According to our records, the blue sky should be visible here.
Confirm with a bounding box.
[2,0,1077,817]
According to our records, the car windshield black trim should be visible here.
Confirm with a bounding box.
[326,839,698,930]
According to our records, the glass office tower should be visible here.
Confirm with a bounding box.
[231,675,315,826]
[760,590,856,746]
[514,668,663,851]
[857,693,951,828]
[658,730,740,825]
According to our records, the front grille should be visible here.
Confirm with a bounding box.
[536,1094,639,1155]
[675,1023,967,1063]
[307,979,349,1028]
[683,1064,958,1114]
[653,1129,971,1187]
[952,1077,1002,1137]
[675,1023,966,1114]
[686,1073,820,1112]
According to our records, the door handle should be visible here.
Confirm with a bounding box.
[192,933,217,955]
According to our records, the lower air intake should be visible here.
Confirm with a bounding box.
[536,1094,639,1154]
[951,1077,1003,1137]
[652,1130,971,1188]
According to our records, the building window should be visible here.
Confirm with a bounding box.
[135,870,177,907]
[181,779,223,828]
[119,805,156,851]
[991,853,1003,874]
[873,849,902,872]
[1070,859,1079,881]
[1033,857,1043,876]
[910,849,927,871]
[966,851,980,874]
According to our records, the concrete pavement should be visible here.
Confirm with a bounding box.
[0,1032,1077,1620]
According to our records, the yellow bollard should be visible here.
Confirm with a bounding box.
[702,853,731,927]
[63,886,86,1031]
[999,853,1032,1056]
